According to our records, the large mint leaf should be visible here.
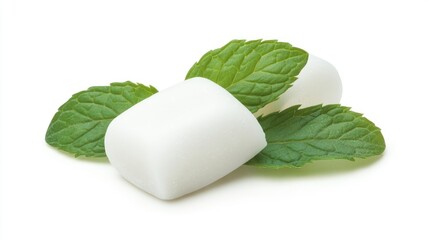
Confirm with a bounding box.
[45,82,158,157]
[247,105,386,168]
[186,40,308,113]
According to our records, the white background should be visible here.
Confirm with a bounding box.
[1,0,428,239]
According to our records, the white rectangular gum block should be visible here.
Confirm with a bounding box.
[105,77,267,200]
[255,55,342,117]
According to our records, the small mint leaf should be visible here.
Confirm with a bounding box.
[45,82,158,157]
[247,105,386,168]
[186,39,308,113]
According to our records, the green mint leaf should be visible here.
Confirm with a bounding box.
[45,82,158,157]
[186,39,308,113]
[247,105,386,168]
